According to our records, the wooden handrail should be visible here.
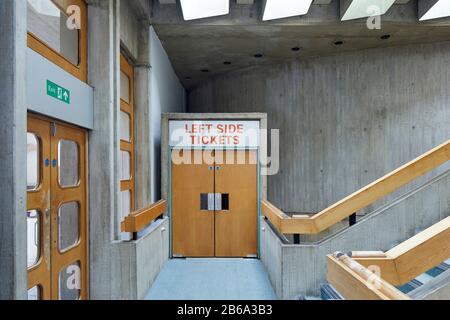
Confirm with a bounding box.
[261,200,317,233]
[353,216,450,286]
[327,253,410,300]
[121,199,167,233]
[262,139,450,234]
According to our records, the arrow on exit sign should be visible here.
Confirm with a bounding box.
[47,80,70,104]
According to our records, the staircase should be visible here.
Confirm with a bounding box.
[397,259,450,294]
[318,259,450,300]
[261,140,450,299]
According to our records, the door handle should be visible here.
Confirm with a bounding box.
[208,193,215,211]
[214,194,229,212]
[215,193,222,211]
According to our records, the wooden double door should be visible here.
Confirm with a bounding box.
[172,149,258,258]
[27,114,88,300]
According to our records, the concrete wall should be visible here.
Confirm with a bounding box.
[189,42,450,214]
[410,269,450,300]
[88,1,170,299]
[120,0,139,59]
[150,26,186,202]
[261,170,450,299]
[110,219,169,300]
[0,0,27,300]
[423,282,450,300]
[87,0,121,299]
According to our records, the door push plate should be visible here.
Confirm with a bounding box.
[215,193,222,211]
[208,193,215,211]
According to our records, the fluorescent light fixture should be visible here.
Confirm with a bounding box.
[180,0,229,21]
[341,0,396,21]
[262,0,313,21]
[420,0,450,21]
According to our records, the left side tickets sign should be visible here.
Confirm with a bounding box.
[169,120,260,148]
[47,80,71,104]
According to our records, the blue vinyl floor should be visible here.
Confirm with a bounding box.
[144,258,278,300]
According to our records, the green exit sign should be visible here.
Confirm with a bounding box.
[47,80,70,104]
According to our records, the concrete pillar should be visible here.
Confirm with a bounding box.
[134,20,152,209]
[87,0,121,299]
[0,0,27,300]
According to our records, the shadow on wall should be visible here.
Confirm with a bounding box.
[150,26,186,201]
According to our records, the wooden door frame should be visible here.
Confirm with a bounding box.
[119,53,136,220]
[27,0,88,83]
[27,116,52,299]
[27,112,90,300]
[168,147,261,258]
[171,149,216,257]
[214,149,259,257]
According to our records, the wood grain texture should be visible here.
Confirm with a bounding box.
[27,114,88,300]
[355,216,450,286]
[120,53,135,216]
[27,116,52,300]
[215,150,258,257]
[27,0,88,82]
[262,140,450,234]
[172,150,215,257]
[121,200,166,233]
[327,255,410,300]
[50,120,88,300]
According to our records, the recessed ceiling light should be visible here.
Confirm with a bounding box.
[263,0,313,21]
[333,40,344,46]
[419,0,450,21]
[341,0,396,21]
[254,53,263,58]
[380,34,391,40]
[180,0,229,21]
[291,47,301,52]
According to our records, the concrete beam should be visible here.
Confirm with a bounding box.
[129,0,153,21]
[0,0,27,300]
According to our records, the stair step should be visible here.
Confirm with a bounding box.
[398,261,450,294]
[397,279,422,294]
[320,284,344,300]
[323,261,450,298]
[415,273,434,284]
[426,264,448,277]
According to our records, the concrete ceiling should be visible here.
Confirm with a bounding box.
[150,0,450,89]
